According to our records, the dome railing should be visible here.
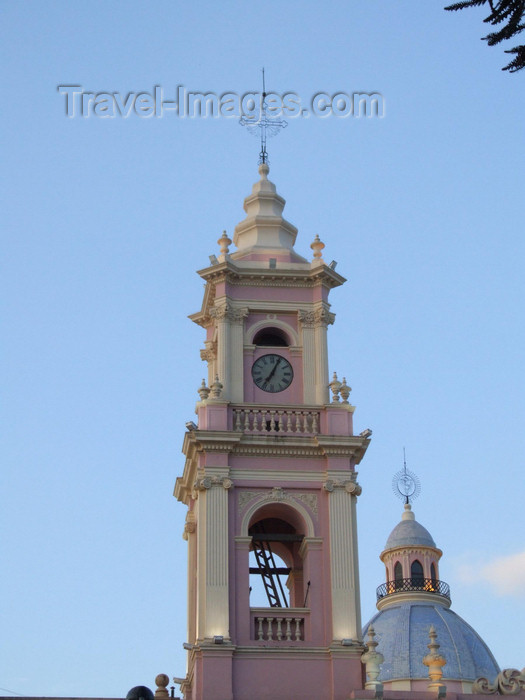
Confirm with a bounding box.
[376,577,451,601]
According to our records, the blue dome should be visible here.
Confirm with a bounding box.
[384,512,437,550]
[364,602,500,683]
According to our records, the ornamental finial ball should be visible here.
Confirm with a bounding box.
[258,162,270,179]
[154,675,170,699]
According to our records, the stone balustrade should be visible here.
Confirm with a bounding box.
[232,406,319,435]
[251,608,307,641]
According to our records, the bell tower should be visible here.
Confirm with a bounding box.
[174,164,371,700]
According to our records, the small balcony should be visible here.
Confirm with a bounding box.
[376,577,451,602]
[232,406,320,435]
[250,607,309,642]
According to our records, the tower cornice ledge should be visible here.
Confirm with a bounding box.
[175,431,242,503]
[195,259,346,288]
[315,434,370,462]
[182,430,242,455]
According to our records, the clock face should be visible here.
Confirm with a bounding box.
[251,354,294,393]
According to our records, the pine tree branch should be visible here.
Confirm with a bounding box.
[445,0,525,71]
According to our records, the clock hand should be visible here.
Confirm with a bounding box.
[265,357,282,382]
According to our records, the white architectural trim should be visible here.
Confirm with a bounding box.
[239,494,315,538]
[245,317,299,347]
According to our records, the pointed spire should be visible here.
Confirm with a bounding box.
[231,166,304,261]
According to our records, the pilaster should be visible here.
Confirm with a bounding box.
[195,472,232,640]
[210,304,231,401]
[324,475,362,641]
[314,306,335,404]
[298,310,317,404]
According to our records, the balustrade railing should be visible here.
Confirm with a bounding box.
[250,608,307,642]
[376,577,451,602]
[233,406,319,435]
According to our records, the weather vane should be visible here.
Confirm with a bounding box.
[239,68,287,164]
[392,448,421,505]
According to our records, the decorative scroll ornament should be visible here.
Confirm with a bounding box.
[473,669,525,695]
[229,307,249,324]
[183,512,196,540]
[361,625,384,691]
[200,340,216,362]
[195,476,233,490]
[238,491,258,509]
[323,478,362,496]
[298,308,335,329]
[296,493,318,515]
[266,486,287,502]
[210,302,249,325]
[298,310,316,328]
[238,489,318,516]
[314,307,335,327]
[209,304,229,321]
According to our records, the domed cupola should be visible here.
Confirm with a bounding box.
[363,502,500,693]
[378,503,448,608]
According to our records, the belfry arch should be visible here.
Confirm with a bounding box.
[240,497,315,539]
[244,500,313,609]
[246,318,299,347]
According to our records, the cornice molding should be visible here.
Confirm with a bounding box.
[196,261,346,288]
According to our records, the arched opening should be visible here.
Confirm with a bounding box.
[431,562,437,586]
[248,510,305,609]
[394,560,403,590]
[252,327,289,347]
[410,559,424,588]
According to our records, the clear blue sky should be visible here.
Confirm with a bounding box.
[2,2,524,697]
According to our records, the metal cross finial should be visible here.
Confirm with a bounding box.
[239,68,287,165]
[392,447,421,505]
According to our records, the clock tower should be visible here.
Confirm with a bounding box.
[174,163,371,700]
